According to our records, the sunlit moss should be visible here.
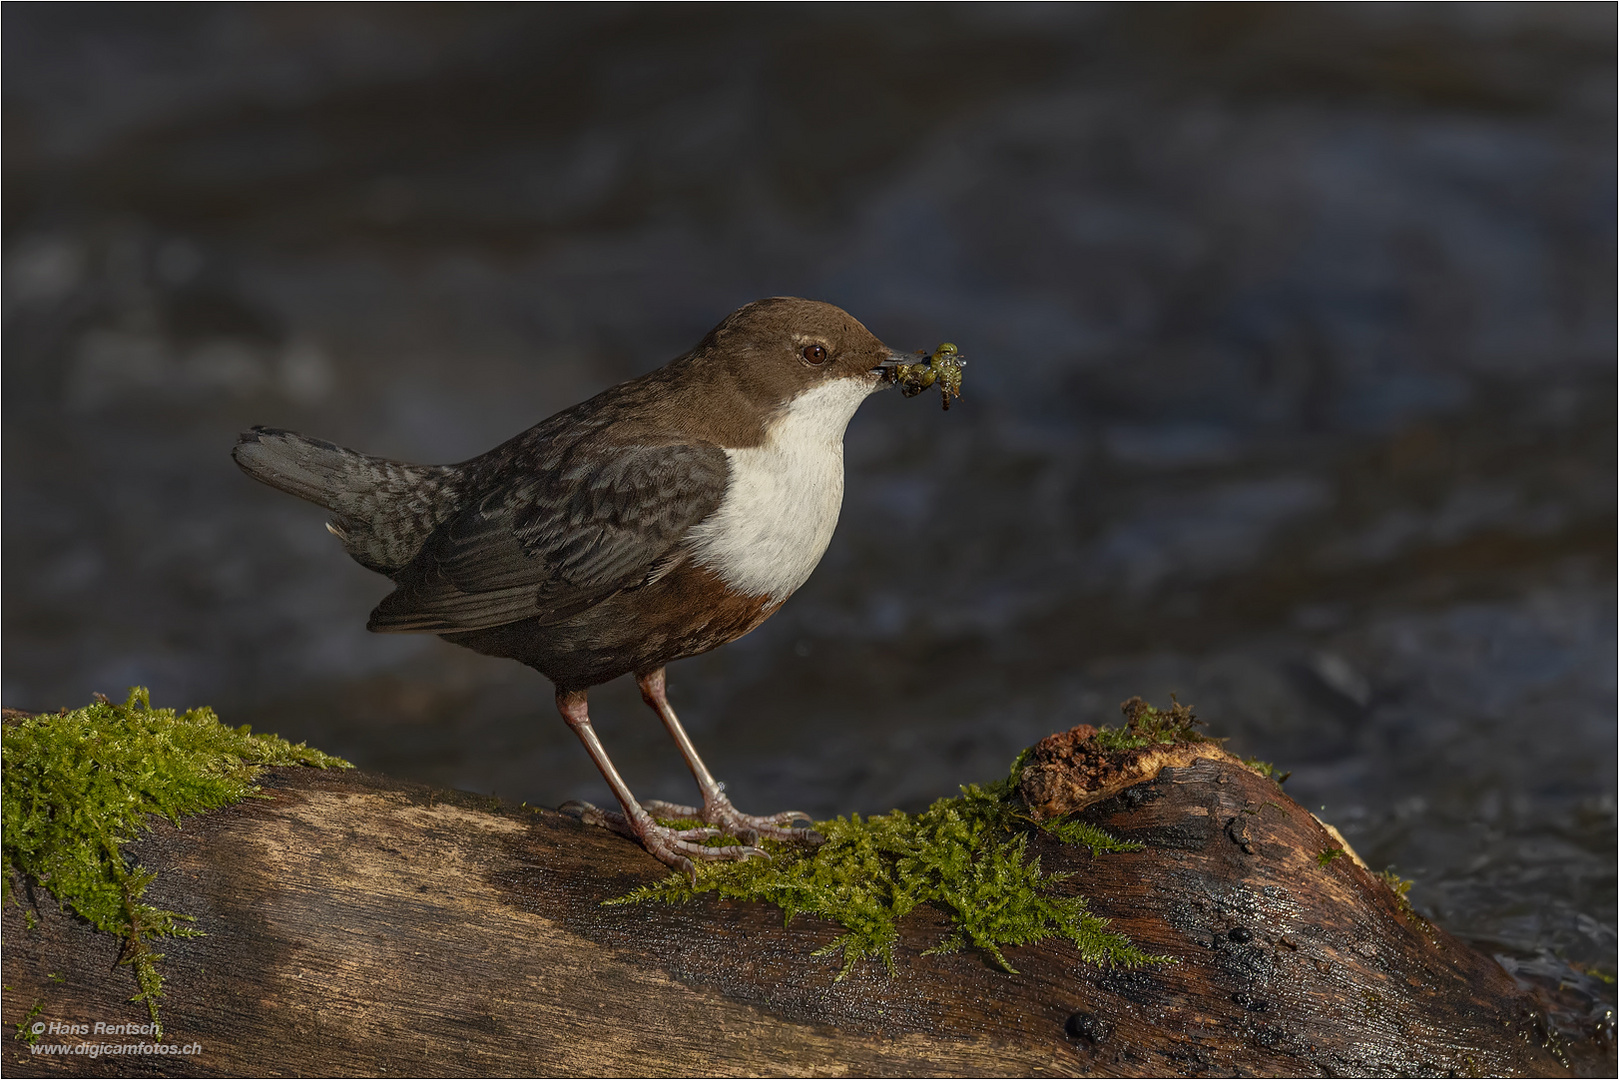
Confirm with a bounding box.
[1092,696,1211,752]
[1378,868,1415,909]
[610,756,1168,978]
[1035,817,1145,855]
[2,688,349,1034]
[1241,757,1292,784]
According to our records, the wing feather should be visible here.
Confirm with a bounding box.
[368,443,728,633]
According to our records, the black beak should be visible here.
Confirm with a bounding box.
[871,347,914,375]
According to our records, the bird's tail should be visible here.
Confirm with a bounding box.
[232,426,462,575]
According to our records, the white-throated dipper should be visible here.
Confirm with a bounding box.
[234,298,914,874]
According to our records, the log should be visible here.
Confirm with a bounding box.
[1,728,1589,1077]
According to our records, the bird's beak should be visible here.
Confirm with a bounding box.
[871,347,913,382]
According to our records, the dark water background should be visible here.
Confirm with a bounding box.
[5,4,1614,1050]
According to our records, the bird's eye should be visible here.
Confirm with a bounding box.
[801,344,828,365]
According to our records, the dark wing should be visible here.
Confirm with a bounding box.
[367,443,728,633]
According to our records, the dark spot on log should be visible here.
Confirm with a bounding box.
[1120,781,1158,808]
[1065,1010,1113,1043]
[1224,816,1255,854]
[1252,1025,1284,1048]
[1113,817,1210,850]
[1084,780,1211,850]
[1216,932,1275,977]
[1228,926,1253,944]
[1096,968,1163,1006]
[1166,1043,1215,1071]
[1233,991,1270,1011]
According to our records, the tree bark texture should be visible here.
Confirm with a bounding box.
[2,738,1594,1077]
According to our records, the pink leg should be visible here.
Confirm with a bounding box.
[555,688,764,876]
[634,668,822,846]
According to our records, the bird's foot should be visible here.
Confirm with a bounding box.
[560,799,768,878]
[644,790,824,847]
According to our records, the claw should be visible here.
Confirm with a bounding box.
[567,798,772,872]
[642,798,703,819]
[767,809,815,827]
[644,795,821,847]
[559,799,637,839]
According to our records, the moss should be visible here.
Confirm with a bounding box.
[1241,757,1292,784]
[1093,697,1211,752]
[2,688,349,1034]
[1317,847,1344,867]
[1378,869,1416,913]
[12,999,44,1045]
[1035,817,1145,855]
[610,756,1168,979]
[1377,867,1440,933]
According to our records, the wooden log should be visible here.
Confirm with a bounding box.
[2,732,1585,1077]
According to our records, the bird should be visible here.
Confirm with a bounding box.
[233,297,911,874]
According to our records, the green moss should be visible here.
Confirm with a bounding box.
[1241,757,1292,784]
[1377,867,1437,931]
[1093,696,1211,752]
[1378,868,1415,911]
[1317,847,1344,867]
[1035,817,1145,855]
[12,999,44,1044]
[2,688,349,1034]
[610,756,1168,979]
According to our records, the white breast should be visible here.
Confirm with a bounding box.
[687,375,877,601]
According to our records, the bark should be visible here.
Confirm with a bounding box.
[2,736,1593,1077]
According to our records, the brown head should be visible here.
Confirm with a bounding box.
[681,297,904,413]
[578,297,906,450]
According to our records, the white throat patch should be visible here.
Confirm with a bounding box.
[687,375,877,601]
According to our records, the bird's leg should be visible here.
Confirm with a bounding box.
[635,668,822,846]
[555,688,765,875]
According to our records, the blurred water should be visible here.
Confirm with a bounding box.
[4,4,1613,1044]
